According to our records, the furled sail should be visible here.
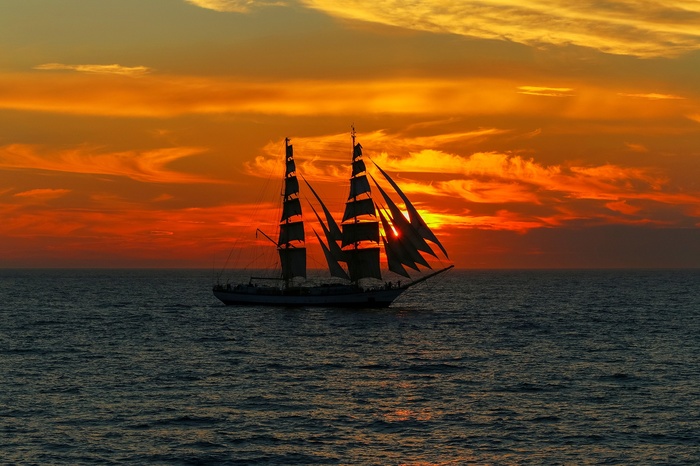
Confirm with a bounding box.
[372,161,449,258]
[278,138,306,280]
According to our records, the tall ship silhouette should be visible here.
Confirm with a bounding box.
[213,128,453,307]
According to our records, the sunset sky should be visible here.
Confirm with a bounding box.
[1,0,699,268]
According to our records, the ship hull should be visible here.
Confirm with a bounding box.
[213,285,406,307]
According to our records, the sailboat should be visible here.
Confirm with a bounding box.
[213,129,453,307]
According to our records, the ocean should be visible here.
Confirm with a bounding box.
[1,269,698,464]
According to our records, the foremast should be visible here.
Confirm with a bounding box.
[278,137,306,287]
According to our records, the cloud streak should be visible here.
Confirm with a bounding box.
[3,72,692,123]
[0,144,217,184]
[185,0,700,58]
[13,188,71,200]
[618,92,686,100]
[185,0,284,13]
[34,63,151,76]
[518,86,574,97]
[300,0,700,58]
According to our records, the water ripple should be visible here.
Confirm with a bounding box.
[1,268,698,464]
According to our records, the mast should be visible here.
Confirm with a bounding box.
[342,126,381,282]
[277,137,306,286]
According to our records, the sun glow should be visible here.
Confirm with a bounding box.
[1,1,698,268]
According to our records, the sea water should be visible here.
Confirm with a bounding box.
[1,269,698,464]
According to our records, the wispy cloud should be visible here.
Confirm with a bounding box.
[373,150,563,182]
[184,0,283,13]
[619,92,686,100]
[244,128,516,184]
[606,200,642,215]
[1,73,692,121]
[13,188,71,200]
[300,0,700,58]
[625,142,649,153]
[183,0,700,57]
[34,63,151,76]
[517,86,574,97]
[0,144,217,184]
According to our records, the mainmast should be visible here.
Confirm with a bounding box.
[342,126,382,282]
[277,138,306,286]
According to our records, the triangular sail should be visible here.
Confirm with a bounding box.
[382,236,411,278]
[309,203,346,263]
[372,175,437,258]
[278,138,306,281]
[378,208,423,271]
[313,229,350,280]
[302,175,342,242]
[372,161,449,258]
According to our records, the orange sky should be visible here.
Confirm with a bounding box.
[1,0,699,268]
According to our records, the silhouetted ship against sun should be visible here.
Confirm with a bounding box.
[213,128,453,307]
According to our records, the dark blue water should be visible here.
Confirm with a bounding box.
[1,269,699,464]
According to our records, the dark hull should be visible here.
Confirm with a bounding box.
[212,266,453,308]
